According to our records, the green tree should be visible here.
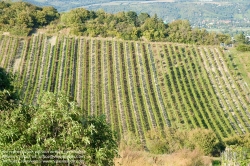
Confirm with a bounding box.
[235,33,247,44]
[0,1,59,35]
[17,11,34,27]
[61,8,93,26]
[34,7,59,26]
[166,20,192,43]
[42,6,59,23]
[0,68,18,111]
[125,11,137,26]
[0,92,118,165]
[138,13,150,25]
[190,129,219,155]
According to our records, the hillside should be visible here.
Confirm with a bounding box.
[0,34,249,143]
[22,0,250,34]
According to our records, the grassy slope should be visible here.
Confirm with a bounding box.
[227,48,250,86]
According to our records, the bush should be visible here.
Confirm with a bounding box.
[0,92,118,166]
[236,44,250,52]
[145,128,219,156]
[224,134,250,148]
[0,68,19,111]
[189,129,219,155]
[146,128,169,154]
[119,131,144,151]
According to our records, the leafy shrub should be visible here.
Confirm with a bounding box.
[224,134,250,149]
[0,68,19,111]
[236,44,250,52]
[0,92,118,166]
[145,128,220,156]
[119,131,144,151]
[189,129,219,155]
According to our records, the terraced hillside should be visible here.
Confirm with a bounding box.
[0,34,249,143]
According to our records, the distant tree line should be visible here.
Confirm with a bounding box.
[0,1,231,45]
[59,8,230,45]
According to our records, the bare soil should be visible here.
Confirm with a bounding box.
[13,58,21,73]
[3,32,10,35]
[48,36,57,46]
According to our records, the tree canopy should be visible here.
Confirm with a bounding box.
[58,8,230,44]
[0,67,18,111]
[0,68,118,165]
[0,1,59,35]
[0,1,231,45]
[233,33,250,51]
[0,92,118,165]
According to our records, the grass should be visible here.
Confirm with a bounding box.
[212,159,221,166]
[115,148,214,166]
[226,47,250,86]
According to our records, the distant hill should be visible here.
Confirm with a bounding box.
[23,0,250,34]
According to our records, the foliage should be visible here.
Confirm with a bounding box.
[82,115,118,165]
[224,133,250,149]
[0,89,18,111]
[60,8,95,26]
[0,67,13,91]
[0,1,232,44]
[221,146,250,166]
[166,20,192,43]
[21,0,250,34]
[166,20,231,45]
[146,128,220,156]
[0,92,118,165]
[236,44,250,52]
[146,128,189,154]
[0,1,59,36]
[234,33,250,52]
[119,131,144,151]
[235,33,248,44]
[189,129,219,155]
[0,68,19,111]
[57,7,230,44]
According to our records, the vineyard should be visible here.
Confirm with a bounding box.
[0,34,250,143]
